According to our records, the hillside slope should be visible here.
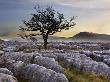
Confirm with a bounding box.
[71,32,110,41]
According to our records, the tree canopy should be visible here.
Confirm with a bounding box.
[19,6,76,49]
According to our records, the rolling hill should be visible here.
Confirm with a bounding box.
[70,32,110,41]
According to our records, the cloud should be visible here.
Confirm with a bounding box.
[57,0,110,9]
[34,0,110,10]
[0,0,110,38]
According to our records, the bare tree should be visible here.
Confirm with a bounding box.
[19,6,76,49]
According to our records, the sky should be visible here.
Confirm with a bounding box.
[0,0,110,38]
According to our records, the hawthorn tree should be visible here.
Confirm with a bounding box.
[19,6,76,49]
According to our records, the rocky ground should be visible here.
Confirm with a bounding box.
[0,41,110,82]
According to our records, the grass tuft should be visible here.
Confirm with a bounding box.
[59,61,110,82]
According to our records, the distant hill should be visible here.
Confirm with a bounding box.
[4,32,110,42]
[70,32,110,41]
[10,36,69,42]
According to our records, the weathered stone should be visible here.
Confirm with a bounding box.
[21,64,68,82]
[4,52,34,63]
[0,56,5,67]
[4,60,26,77]
[0,51,4,56]
[0,68,13,76]
[0,73,18,82]
[33,56,64,73]
[42,53,58,61]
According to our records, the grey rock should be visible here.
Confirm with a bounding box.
[4,60,26,77]
[0,56,5,67]
[21,64,68,82]
[42,53,58,61]
[4,52,34,63]
[60,52,110,78]
[33,56,64,73]
[0,51,4,56]
[0,73,18,82]
[0,68,13,76]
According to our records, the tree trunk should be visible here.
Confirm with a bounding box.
[44,38,48,50]
[43,34,48,50]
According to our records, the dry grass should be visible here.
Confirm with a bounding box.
[59,61,110,82]
[64,68,110,82]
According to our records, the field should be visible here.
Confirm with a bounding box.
[0,41,110,82]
